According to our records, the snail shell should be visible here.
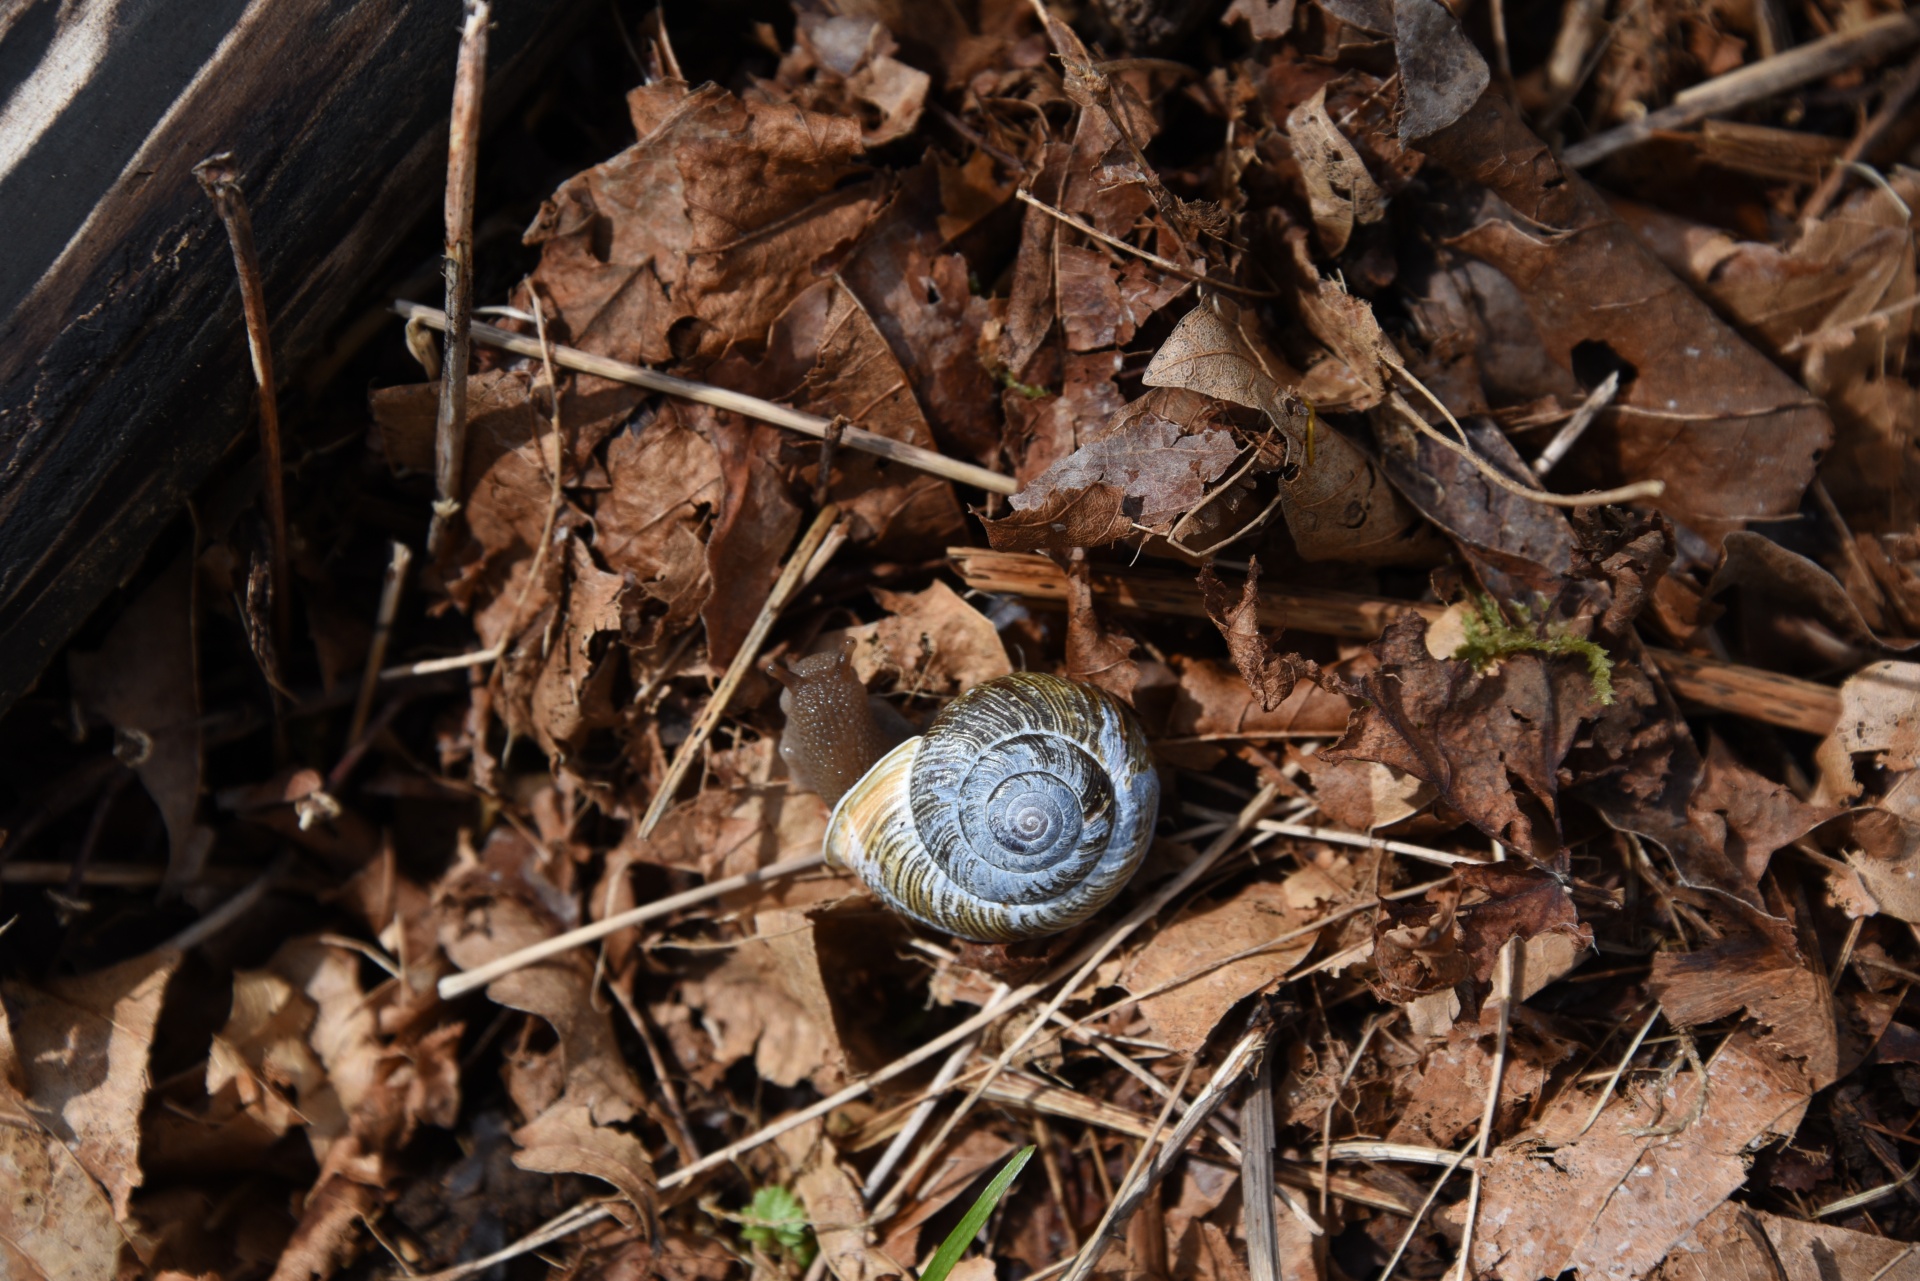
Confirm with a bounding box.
[822,672,1160,943]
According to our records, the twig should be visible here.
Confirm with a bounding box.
[394,302,1019,495]
[1030,1116,1081,1251]
[1378,1137,1480,1281]
[163,860,283,953]
[427,1,490,558]
[1868,1244,1919,1281]
[1014,188,1279,298]
[348,542,412,748]
[1320,1016,1385,1216]
[1564,8,1920,167]
[1387,389,1665,507]
[1489,0,1517,103]
[193,155,291,653]
[382,646,504,680]
[437,852,827,1000]
[1782,292,1920,353]
[1576,1005,1662,1137]
[1533,370,1620,477]
[1803,53,1920,220]
[864,1023,992,1203]
[636,504,846,841]
[1253,819,1485,868]
[0,863,246,887]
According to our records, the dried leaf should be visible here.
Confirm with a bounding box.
[0,1117,127,1279]
[527,83,878,368]
[436,832,655,1229]
[1458,1031,1810,1280]
[1064,549,1140,702]
[1416,94,1831,541]
[68,558,212,886]
[1,949,179,1218]
[1143,297,1427,562]
[1286,87,1385,254]
[1709,531,1918,651]
[1224,0,1297,39]
[595,405,722,653]
[998,413,1241,548]
[1324,615,1603,859]
[1657,1203,1920,1281]
[869,581,1013,695]
[1198,558,1322,711]
[1392,0,1488,141]
[702,409,802,667]
[1121,868,1349,1053]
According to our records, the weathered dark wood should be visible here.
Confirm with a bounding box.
[0,0,595,714]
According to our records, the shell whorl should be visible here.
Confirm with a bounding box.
[823,673,1159,943]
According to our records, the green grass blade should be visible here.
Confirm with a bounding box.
[918,1145,1035,1281]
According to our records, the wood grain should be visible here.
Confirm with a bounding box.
[0,0,594,714]
[948,547,1844,737]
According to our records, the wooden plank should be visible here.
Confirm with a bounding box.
[948,547,1843,737]
[0,0,596,714]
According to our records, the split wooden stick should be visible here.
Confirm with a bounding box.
[949,547,1844,736]
[394,301,1020,496]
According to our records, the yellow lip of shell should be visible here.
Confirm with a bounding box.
[823,737,920,875]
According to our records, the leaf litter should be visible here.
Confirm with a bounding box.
[12,2,1920,1279]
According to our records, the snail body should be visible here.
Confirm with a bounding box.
[774,652,1159,943]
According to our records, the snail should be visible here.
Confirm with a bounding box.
[771,647,1160,943]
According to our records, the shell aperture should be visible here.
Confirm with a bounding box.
[822,672,1159,942]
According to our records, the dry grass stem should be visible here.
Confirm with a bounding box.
[427,0,490,558]
[437,852,827,999]
[1064,1029,1266,1281]
[870,784,1282,1222]
[636,505,846,842]
[1061,1056,1198,1281]
[347,542,412,748]
[1802,51,1920,220]
[1387,389,1666,507]
[1014,188,1280,298]
[1379,1137,1481,1281]
[394,301,1019,495]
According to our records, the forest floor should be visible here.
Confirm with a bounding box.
[4,1,1920,1279]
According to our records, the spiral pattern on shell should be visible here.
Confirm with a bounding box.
[823,673,1160,942]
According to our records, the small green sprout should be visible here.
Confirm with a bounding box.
[919,1145,1035,1281]
[1453,593,1615,705]
[994,367,1052,399]
[735,1185,816,1267]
